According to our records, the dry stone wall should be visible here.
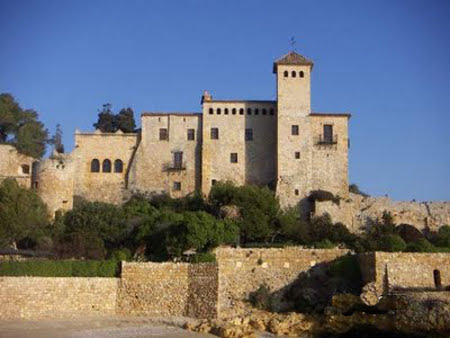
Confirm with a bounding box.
[215,247,349,314]
[0,277,118,319]
[118,262,218,319]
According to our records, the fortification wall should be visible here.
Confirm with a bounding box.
[0,144,34,188]
[129,114,201,198]
[215,247,349,314]
[117,262,218,319]
[315,193,450,232]
[0,277,118,319]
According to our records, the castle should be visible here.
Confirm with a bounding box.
[3,51,448,230]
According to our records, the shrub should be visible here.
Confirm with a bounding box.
[313,239,336,249]
[190,252,216,263]
[377,234,407,252]
[0,259,120,277]
[109,248,132,261]
[277,208,310,244]
[349,183,369,197]
[249,283,273,311]
[405,238,435,252]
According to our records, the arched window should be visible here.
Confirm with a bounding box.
[283,70,288,77]
[232,108,236,115]
[262,108,267,115]
[217,108,221,115]
[224,108,229,115]
[91,159,100,173]
[102,159,111,173]
[239,108,244,115]
[247,108,252,115]
[255,108,259,115]
[270,108,275,115]
[299,71,304,78]
[114,159,123,173]
[209,108,213,115]
[291,71,297,78]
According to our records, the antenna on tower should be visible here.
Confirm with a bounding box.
[290,36,297,52]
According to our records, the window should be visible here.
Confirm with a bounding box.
[173,151,183,169]
[232,108,237,115]
[91,159,100,172]
[270,108,275,115]
[159,128,168,140]
[217,108,221,115]
[187,129,195,141]
[209,108,213,114]
[114,159,123,173]
[291,71,296,78]
[295,152,301,159]
[239,108,244,115]
[21,164,30,174]
[324,124,333,143]
[245,128,253,141]
[211,179,217,186]
[224,108,229,115]
[230,153,238,163]
[102,159,111,173]
[299,71,304,78]
[262,108,267,115]
[173,181,181,191]
[211,127,219,140]
[295,189,299,196]
[291,125,299,135]
[255,108,259,115]
[284,70,288,77]
[247,108,252,115]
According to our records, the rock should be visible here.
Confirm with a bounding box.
[360,282,380,306]
[331,293,364,313]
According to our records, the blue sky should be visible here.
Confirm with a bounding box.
[1,0,449,201]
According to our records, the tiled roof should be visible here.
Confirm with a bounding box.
[273,51,314,73]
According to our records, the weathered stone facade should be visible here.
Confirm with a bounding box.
[0,144,35,188]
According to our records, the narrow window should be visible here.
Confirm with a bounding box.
[247,108,252,115]
[114,159,123,173]
[187,128,195,141]
[159,128,168,140]
[255,108,259,115]
[283,70,288,77]
[211,127,219,140]
[224,108,229,115]
[434,269,442,289]
[270,108,275,115]
[295,189,299,196]
[323,124,333,143]
[217,108,221,115]
[291,125,299,135]
[173,151,183,169]
[299,71,304,78]
[91,159,100,173]
[102,159,111,173]
[291,71,297,78]
[209,108,213,115]
[211,179,217,186]
[239,108,244,115]
[262,108,267,115]
[232,108,236,115]
[21,164,30,174]
[230,153,238,163]
[295,152,301,159]
[245,128,253,141]
[173,181,181,191]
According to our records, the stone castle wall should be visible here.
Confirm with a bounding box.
[117,262,218,319]
[215,247,349,315]
[0,144,34,188]
[0,277,118,319]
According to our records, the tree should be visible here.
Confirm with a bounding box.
[0,93,48,158]
[116,108,136,133]
[93,103,116,132]
[349,183,368,196]
[49,124,64,153]
[0,179,49,249]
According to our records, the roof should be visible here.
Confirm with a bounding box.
[208,100,276,104]
[309,112,351,119]
[273,51,314,73]
[141,112,201,117]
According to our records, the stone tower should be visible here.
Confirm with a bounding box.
[274,51,315,209]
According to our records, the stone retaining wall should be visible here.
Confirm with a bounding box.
[0,277,118,319]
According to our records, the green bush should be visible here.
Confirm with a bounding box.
[313,239,336,249]
[190,252,216,263]
[406,238,435,252]
[0,259,120,277]
[377,234,407,252]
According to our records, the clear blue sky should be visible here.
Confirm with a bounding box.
[1,0,449,201]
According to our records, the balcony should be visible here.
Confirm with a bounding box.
[163,162,186,172]
[315,134,338,145]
